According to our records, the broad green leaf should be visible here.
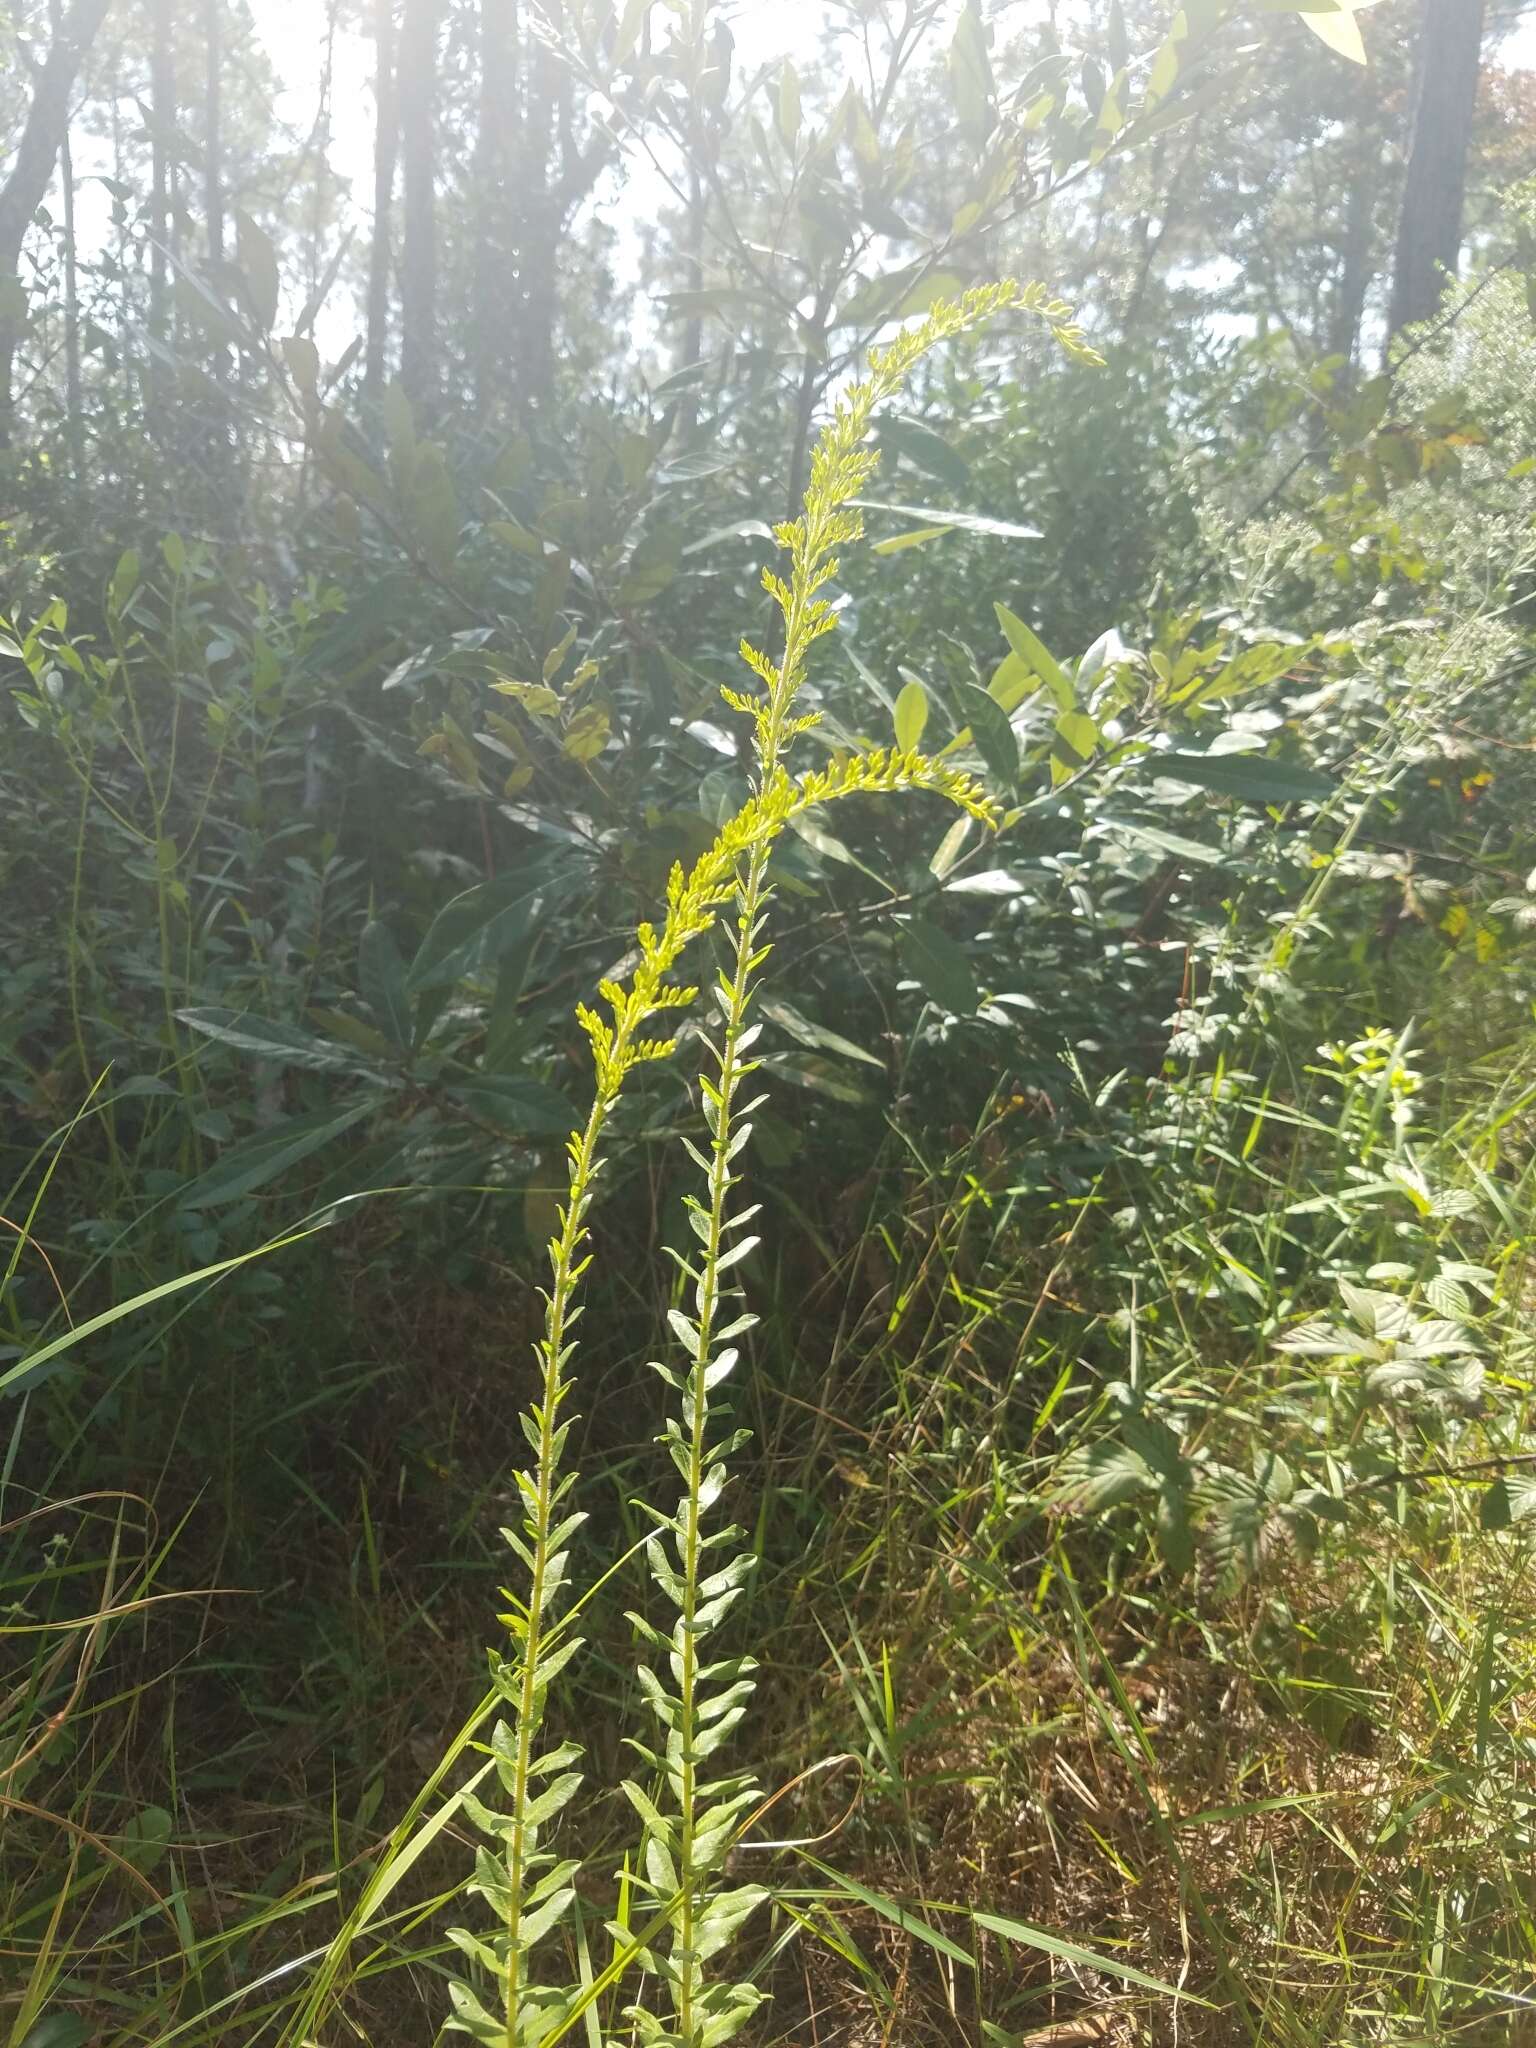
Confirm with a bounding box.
[988,651,1036,712]
[616,0,650,63]
[777,62,801,148]
[407,869,549,993]
[894,677,929,751]
[960,682,1019,788]
[880,418,971,490]
[1480,1474,1536,1530]
[235,210,280,330]
[176,1102,374,1209]
[359,920,412,1047]
[994,603,1073,711]
[493,677,561,715]
[562,704,611,762]
[836,266,968,327]
[900,917,980,1014]
[109,548,141,614]
[1052,708,1099,779]
[1288,0,1377,64]
[947,0,993,138]
[929,815,973,880]
[1103,819,1224,866]
[446,1075,577,1136]
[281,333,319,398]
[1300,10,1364,62]
[761,996,885,1068]
[769,1052,873,1105]
[19,2018,94,2048]
[1152,752,1335,806]
[119,1804,174,1874]
[1146,23,1182,103]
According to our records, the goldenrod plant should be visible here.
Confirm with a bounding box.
[443,281,1102,2047]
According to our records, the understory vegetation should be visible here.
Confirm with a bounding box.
[3,1,1536,2043]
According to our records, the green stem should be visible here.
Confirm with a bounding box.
[502,1083,612,2043]
[673,830,773,2041]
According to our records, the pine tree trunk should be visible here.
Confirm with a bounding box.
[147,0,175,450]
[204,0,224,272]
[51,0,84,481]
[1327,157,1374,369]
[1388,0,1487,338]
[471,0,518,419]
[0,0,113,446]
[203,0,233,510]
[398,0,439,408]
[365,0,397,396]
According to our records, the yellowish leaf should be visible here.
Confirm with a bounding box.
[1298,2,1371,64]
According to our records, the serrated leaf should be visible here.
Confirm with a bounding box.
[1053,1439,1155,1512]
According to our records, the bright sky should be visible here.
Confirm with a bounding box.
[111,0,1536,356]
[243,0,1536,219]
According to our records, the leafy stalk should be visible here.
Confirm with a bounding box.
[450,280,1096,2046]
[623,280,1102,2048]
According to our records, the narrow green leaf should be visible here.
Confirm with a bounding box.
[176,1102,373,1209]
[975,1908,1212,2002]
[871,523,953,554]
[1,1224,324,1397]
[1152,751,1335,806]
[178,1006,369,1075]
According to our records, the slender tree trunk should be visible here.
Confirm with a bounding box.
[147,0,175,449]
[672,156,705,441]
[204,0,224,271]
[471,0,517,418]
[1388,0,1488,338]
[51,0,84,480]
[365,0,398,396]
[0,0,113,445]
[1327,157,1374,369]
[398,0,439,408]
[203,0,233,512]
